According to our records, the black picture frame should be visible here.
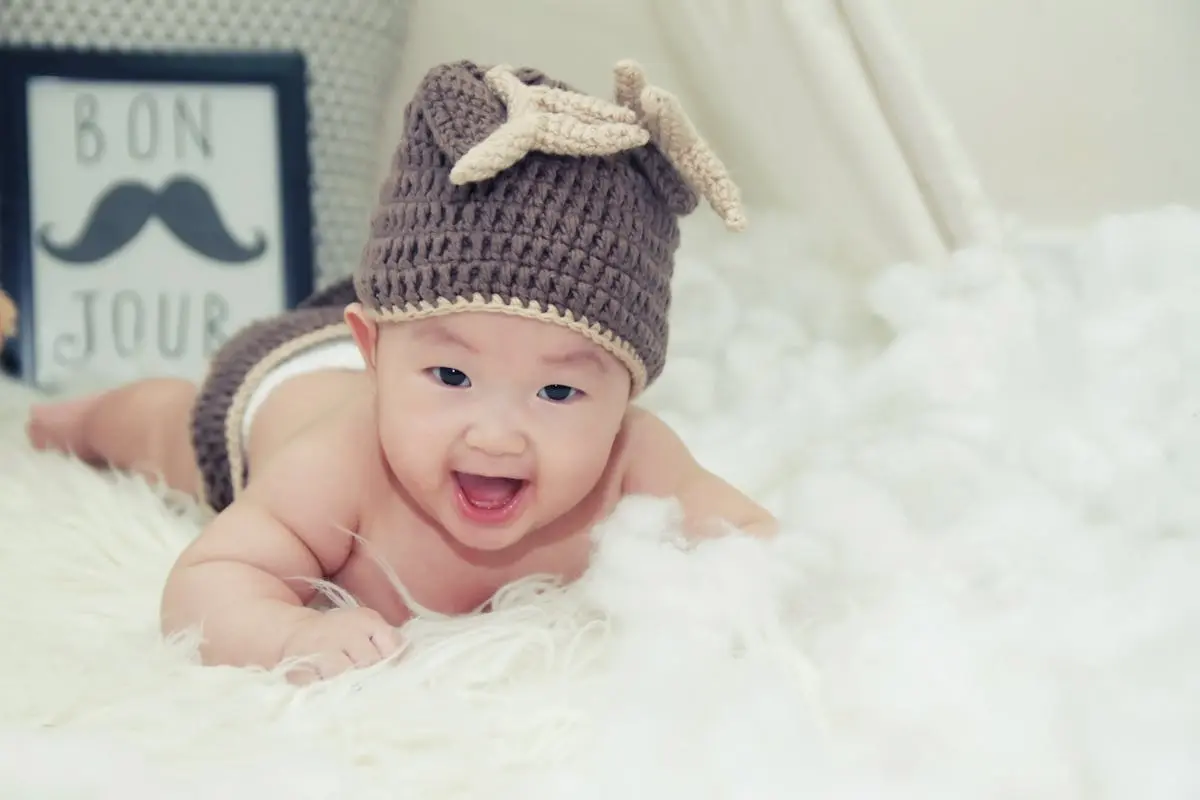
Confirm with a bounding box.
[0,46,315,383]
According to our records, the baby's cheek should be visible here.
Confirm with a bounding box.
[540,428,615,494]
[549,461,601,498]
[378,407,443,475]
[380,393,433,440]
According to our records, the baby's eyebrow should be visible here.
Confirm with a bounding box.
[412,323,478,353]
[540,349,608,372]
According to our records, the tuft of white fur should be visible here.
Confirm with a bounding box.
[2,206,1200,797]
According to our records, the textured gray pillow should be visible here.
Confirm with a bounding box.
[0,0,414,287]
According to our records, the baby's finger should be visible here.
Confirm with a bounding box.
[285,653,340,685]
[368,625,402,658]
[285,662,320,686]
[313,649,355,680]
[341,635,384,668]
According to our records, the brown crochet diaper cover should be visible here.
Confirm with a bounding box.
[190,277,359,512]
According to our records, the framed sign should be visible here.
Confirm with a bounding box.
[0,47,314,387]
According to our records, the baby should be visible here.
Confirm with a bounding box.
[26,60,775,682]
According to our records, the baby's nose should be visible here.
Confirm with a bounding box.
[464,423,526,456]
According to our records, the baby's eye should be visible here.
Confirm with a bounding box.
[430,367,470,388]
[538,384,578,402]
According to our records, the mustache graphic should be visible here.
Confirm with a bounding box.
[37,175,268,265]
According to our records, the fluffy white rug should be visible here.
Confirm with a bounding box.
[2,207,1199,799]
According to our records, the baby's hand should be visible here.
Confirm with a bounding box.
[279,606,402,684]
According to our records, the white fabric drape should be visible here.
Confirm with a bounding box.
[651,0,1000,269]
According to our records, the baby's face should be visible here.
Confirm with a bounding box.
[368,312,632,551]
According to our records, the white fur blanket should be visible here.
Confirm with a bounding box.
[1,209,1199,798]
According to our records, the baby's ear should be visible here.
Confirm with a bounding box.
[344,303,378,370]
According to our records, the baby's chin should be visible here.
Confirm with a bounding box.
[439,511,541,553]
[444,524,534,553]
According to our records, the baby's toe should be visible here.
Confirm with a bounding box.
[25,396,98,453]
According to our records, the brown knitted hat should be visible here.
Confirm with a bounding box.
[354,59,744,393]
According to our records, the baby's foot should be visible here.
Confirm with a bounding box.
[26,393,102,460]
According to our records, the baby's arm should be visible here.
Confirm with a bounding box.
[621,408,778,538]
[160,416,364,669]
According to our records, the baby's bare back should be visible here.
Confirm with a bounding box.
[245,369,611,627]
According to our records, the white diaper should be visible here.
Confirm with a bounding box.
[240,337,365,445]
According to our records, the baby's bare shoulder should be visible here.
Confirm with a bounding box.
[179,398,379,592]
[617,406,776,536]
[243,398,378,533]
[615,409,697,501]
[617,406,694,479]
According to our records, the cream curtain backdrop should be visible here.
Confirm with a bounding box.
[384,0,1200,270]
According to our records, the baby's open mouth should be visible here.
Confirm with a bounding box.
[453,471,528,514]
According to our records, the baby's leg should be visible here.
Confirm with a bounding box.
[27,378,201,497]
